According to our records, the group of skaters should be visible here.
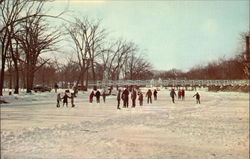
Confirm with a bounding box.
[115,88,158,109]
[170,89,185,103]
[88,88,158,110]
[56,90,75,108]
[170,88,201,104]
[55,87,201,108]
[89,89,107,103]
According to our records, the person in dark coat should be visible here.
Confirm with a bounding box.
[153,89,158,100]
[131,89,137,107]
[122,88,129,108]
[193,92,201,104]
[54,83,59,93]
[70,93,75,107]
[102,89,106,103]
[181,89,185,100]
[170,89,176,103]
[117,89,121,109]
[89,91,95,103]
[95,90,101,103]
[138,92,143,106]
[62,92,70,107]
[146,89,152,104]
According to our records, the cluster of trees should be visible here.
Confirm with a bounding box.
[154,51,248,80]
[0,0,62,95]
[0,0,153,95]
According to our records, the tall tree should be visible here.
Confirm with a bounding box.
[66,17,105,91]
[0,0,65,95]
[16,16,60,93]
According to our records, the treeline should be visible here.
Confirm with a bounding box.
[0,0,152,95]
[186,54,246,80]
[154,52,248,80]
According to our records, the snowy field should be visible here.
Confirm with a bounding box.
[0,88,249,159]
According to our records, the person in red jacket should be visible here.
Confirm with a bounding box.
[89,91,94,103]
[146,89,152,104]
[181,89,185,100]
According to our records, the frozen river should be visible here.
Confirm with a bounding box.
[0,89,249,159]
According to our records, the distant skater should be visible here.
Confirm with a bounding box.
[54,83,59,93]
[178,90,182,100]
[117,89,121,109]
[102,89,106,103]
[146,89,152,104]
[62,92,70,107]
[181,89,185,100]
[56,93,61,108]
[95,90,101,103]
[153,89,158,100]
[131,89,137,107]
[170,89,176,103]
[70,93,75,107]
[89,91,95,103]
[193,92,201,104]
[122,88,129,108]
[138,92,143,106]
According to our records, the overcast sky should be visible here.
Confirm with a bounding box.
[45,0,249,71]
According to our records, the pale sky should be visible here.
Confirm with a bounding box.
[45,0,249,71]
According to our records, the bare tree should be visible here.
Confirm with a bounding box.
[15,16,60,93]
[66,17,105,91]
[0,0,65,95]
[125,54,153,80]
[99,39,137,80]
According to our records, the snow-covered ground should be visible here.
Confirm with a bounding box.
[0,88,249,159]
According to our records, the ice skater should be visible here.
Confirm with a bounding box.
[56,93,61,108]
[131,89,137,107]
[95,90,101,103]
[170,89,176,103]
[153,89,158,100]
[146,89,152,104]
[178,90,182,100]
[89,91,95,103]
[70,93,75,107]
[122,88,129,108]
[62,92,70,107]
[138,92,143,106]
[117,89,121,109]
[193,92,201,104]
[54,83,59,93]
[181,89,185,100]
[102,89,106,103]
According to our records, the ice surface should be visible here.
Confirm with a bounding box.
[1,89,249,159]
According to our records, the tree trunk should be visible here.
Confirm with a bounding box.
[8,66,12,89]
[26,63,32,93]
[14,69,19,94]
[86,69,89,91]
[0,40,8,96]
[26,74,32,93]
[91,60,96,82]
[0,58,5,96]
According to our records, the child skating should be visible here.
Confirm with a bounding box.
[193,92,201,104]
[62,92,70,107]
